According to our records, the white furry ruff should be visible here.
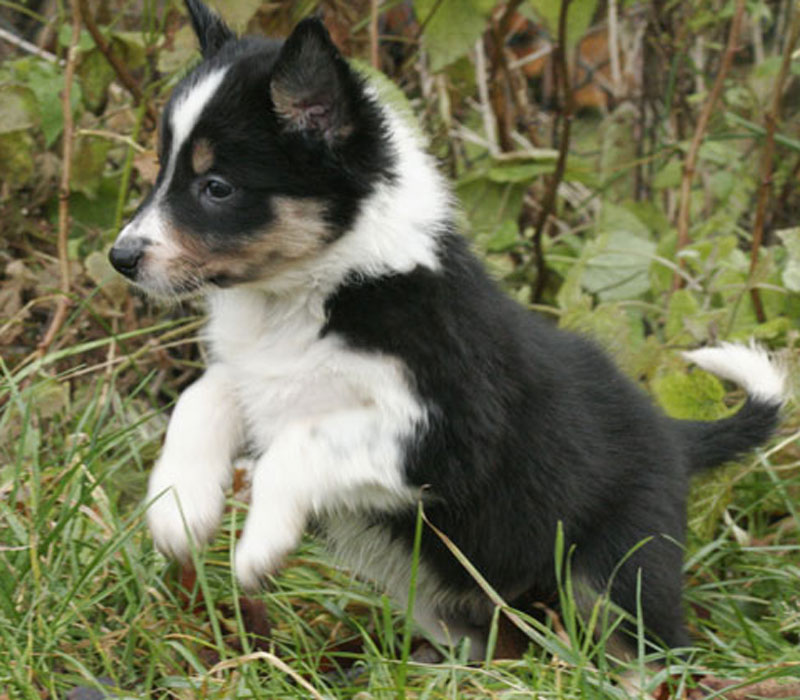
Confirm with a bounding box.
[682,342,786,405]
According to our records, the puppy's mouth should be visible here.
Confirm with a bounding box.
[108,247,251,300]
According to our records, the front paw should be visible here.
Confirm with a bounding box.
[234,530,296,592]
[146,466,226,561]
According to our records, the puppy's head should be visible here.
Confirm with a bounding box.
[109,0,392,298]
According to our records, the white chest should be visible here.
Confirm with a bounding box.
[204,288,424,453]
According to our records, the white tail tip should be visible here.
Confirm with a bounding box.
[682,342,786,405]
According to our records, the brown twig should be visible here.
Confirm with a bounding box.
[747,5,800,322]
[529,0,574,303]
[487,0,525,151]
[77,0,158,126]
[672,0,745,290]
[37,0,81,356]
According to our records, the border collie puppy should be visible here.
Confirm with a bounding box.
[109,0,784,658]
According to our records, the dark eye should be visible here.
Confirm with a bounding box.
[203,177,234,201]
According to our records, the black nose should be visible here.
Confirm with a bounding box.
[109,241,146,279]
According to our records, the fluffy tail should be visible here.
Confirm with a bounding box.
[675,343,785,474]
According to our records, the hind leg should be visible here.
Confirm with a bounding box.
[576,533,691,654]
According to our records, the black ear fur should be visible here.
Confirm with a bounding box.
[270,18,354,145]
[184,0,235,58]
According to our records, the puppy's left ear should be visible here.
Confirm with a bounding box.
[185,0,235,59]
[270,18,355,145]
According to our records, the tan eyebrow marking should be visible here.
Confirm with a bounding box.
[191,138,214,175]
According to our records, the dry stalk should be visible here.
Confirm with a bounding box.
[529,0,574,303]
[37,0,81,356]
[607,0,622,97]
[369,0,380,69]
[487,0,526,151]
[672,0,746,290]
[474,36,499,154]
[748,5,800,322]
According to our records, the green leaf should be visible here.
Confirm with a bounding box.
[777,227,800,292]
[665,289,700,341]
[651,370,727,421]
[580,231,656,301]
[528,0,599,49]
[652,160,682,190]
[456,176,526,239]
[58,26,94,52]
[414,0,495,71]
[206,0,262,29]
[78,47,117,114]
[70,136,111,199]
[488,160,556,183]
[596,200,652,239]
[0,85,39,133]
[578,203,655,301]
[485,219,520,253]
[0,130,35,189]
[24,60,82,147]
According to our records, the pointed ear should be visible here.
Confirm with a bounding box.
[270,18,355,145]
[184,0,235,59]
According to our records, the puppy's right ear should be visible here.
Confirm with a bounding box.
[184,0,234,59]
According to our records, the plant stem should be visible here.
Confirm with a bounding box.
[530,0,573,303]
[748,3,800,322]
[37,0,80,356]
[672,0,745,290]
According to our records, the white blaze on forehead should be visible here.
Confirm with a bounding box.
[170,68,228,161]
[154,67,229,200]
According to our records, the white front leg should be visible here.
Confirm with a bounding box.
[147,364,243,561]
[234,408,413,590]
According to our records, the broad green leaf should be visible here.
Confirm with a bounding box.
[0,85,39,133]
[0,130,35,188]
[651,370,726,421]
[71,136,112,199]
[24,60,82,146]
[414,0,495,71]
[579,232,656,301]
[652,160,681,190]
[665,289,700,341]
[485,219,520,253]
[58,26,94,51]
[596,200,651,239]
[77,47,116,114]
[579,203,655,301]
[528,0,599,49]
[456,176,526,239]
[77,34,144,115]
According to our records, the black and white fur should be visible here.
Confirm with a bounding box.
[109,0,785,658]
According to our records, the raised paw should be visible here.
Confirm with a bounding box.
[234,530,296,592]
[146,465,226,561]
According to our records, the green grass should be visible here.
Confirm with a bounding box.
[2,3,800,694]
[1,312,798,699]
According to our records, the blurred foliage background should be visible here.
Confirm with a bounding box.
[1,0,800,698]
